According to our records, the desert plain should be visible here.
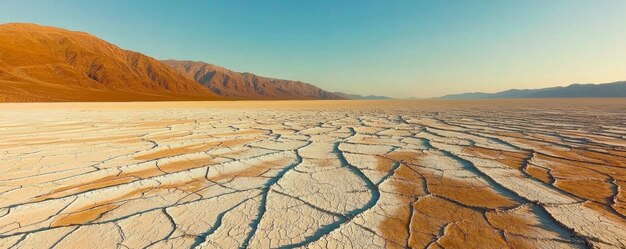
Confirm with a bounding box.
[0,99,625,249]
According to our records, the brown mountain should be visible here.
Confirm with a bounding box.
[162,60,343,99]
[0,23,220,102]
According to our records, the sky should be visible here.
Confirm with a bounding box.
[1,0,625,98]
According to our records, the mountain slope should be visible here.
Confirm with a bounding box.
[162,60,343,99]
[439,81,626,99]
[0,23,220,102]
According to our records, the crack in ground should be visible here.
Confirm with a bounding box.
[239,145,307,248]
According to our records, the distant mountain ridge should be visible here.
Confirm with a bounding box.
[333,92,392,100]
[162,60,343,100]
[439,81,626,99]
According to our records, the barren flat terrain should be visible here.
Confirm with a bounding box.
[1,99,625,248]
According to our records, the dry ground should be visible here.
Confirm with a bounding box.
[1,99,625,248]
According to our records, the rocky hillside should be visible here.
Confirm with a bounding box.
[162,60,343,99]
[0,23,219,102]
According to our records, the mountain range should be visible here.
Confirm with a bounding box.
[0,23,220,102]
[0,23,343,102]
[439,81,626,99]
[2,23,625,102]
[162,60,341,99]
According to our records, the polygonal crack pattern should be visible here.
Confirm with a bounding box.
[0,101,625,248]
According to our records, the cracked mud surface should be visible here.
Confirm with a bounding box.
[1,99,625,249]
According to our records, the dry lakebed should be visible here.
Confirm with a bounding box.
[1,99,625,248]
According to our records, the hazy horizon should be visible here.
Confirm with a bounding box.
[2,0,625,98]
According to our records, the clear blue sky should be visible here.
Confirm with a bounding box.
[2,0,625,97]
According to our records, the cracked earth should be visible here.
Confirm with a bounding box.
[1,100,625,249]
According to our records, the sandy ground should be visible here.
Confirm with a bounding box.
[1,99,625,248]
